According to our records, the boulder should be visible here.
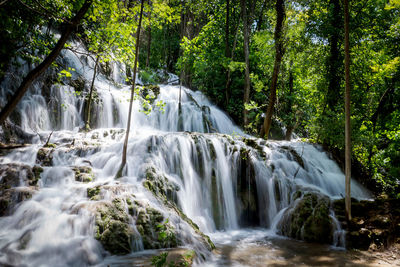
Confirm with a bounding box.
[135,206,178,249]
[36,147,54,166]
[278,192,333,244]
[142,166,179,204]
[334,197,400,250]
[93,198,137,255]
[72,166,95,183]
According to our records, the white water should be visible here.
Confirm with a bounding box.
[0,43,371,266]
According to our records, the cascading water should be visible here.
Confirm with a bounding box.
[0,41,371,266]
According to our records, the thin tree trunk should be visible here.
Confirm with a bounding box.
[326,0,342,110]
[146,9,152,68]
[241,0,251,127]
[85,55,99,131]
[256,0,268,31]
[285,63,294,141]
[116,0,144,178]
[224,0,230,105]
[0,0,92,125]
[225,10,242,106]
[344,0,352,221]
[260,0,285,139]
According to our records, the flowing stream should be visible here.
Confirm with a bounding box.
[0,44,371,266]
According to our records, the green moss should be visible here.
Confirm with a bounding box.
[282,193,333,244]
[36,148,53,166]
[94,201,136,255]
[73,166,94,183]
[141,164,214,251]
[30,165,43,186]
[87,186,101,200]
[43,143,56,148]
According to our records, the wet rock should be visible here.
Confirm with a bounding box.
[87,185,101,200]
[347,228,372,250]
[142,166,179,204]
[279,192,333,244]
[334,197,400,250]
[201,106,217,133]
[0,187,35,216]
[152,249,196,267]
[93,198,136,255]
[136,206,178,249]
[31,166,43,186]
[236,153,259,227]
[0,163,41,188]
[142,166,215,251]
[0,121,36,144]
[69,76,86,92]
[72,166,95,183]
[280,145,304,169]
[0,163,40,216]
[36,147,54,166]
[242,137,266,159]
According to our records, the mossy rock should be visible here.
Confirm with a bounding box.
[0,163,41,188]
[87,186,101,200]
[135,206,178,249]
[0,188,35,216]
[30,165,43,186]
[143,167,179,204]
[72,166,95,183]
[36,148,54,166]
[94,198,138,255]
[280,145,305,169]
[242,138,266,159]
[142,165,215,251]
[70,76,86,92]
[279,192,333,244]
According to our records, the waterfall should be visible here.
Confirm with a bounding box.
[0,41,372,266]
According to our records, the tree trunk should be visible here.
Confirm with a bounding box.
[224,0,230,106]
[225,9,241,107]
[326,0,342,109]
[256,0,268,31]
[241,0,251,128]
[285,64,294,141]
[116,0,144,178]
[85,55,99,131]
[260,0,285,139]
[344,0,352,221]
[146,10,152,68]
[0,0,92,125]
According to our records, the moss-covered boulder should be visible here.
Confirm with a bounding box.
[36,147,54,166]
[72,166,95,183]
[87,185,101,200]
[0,163,41,216]
[94,198,137,255]
[278,192,333,244]
[0,187,35,216]
[135,206,178,249]
[142,166,215,251]
[143,167,179,204]
[0,163,42,189]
